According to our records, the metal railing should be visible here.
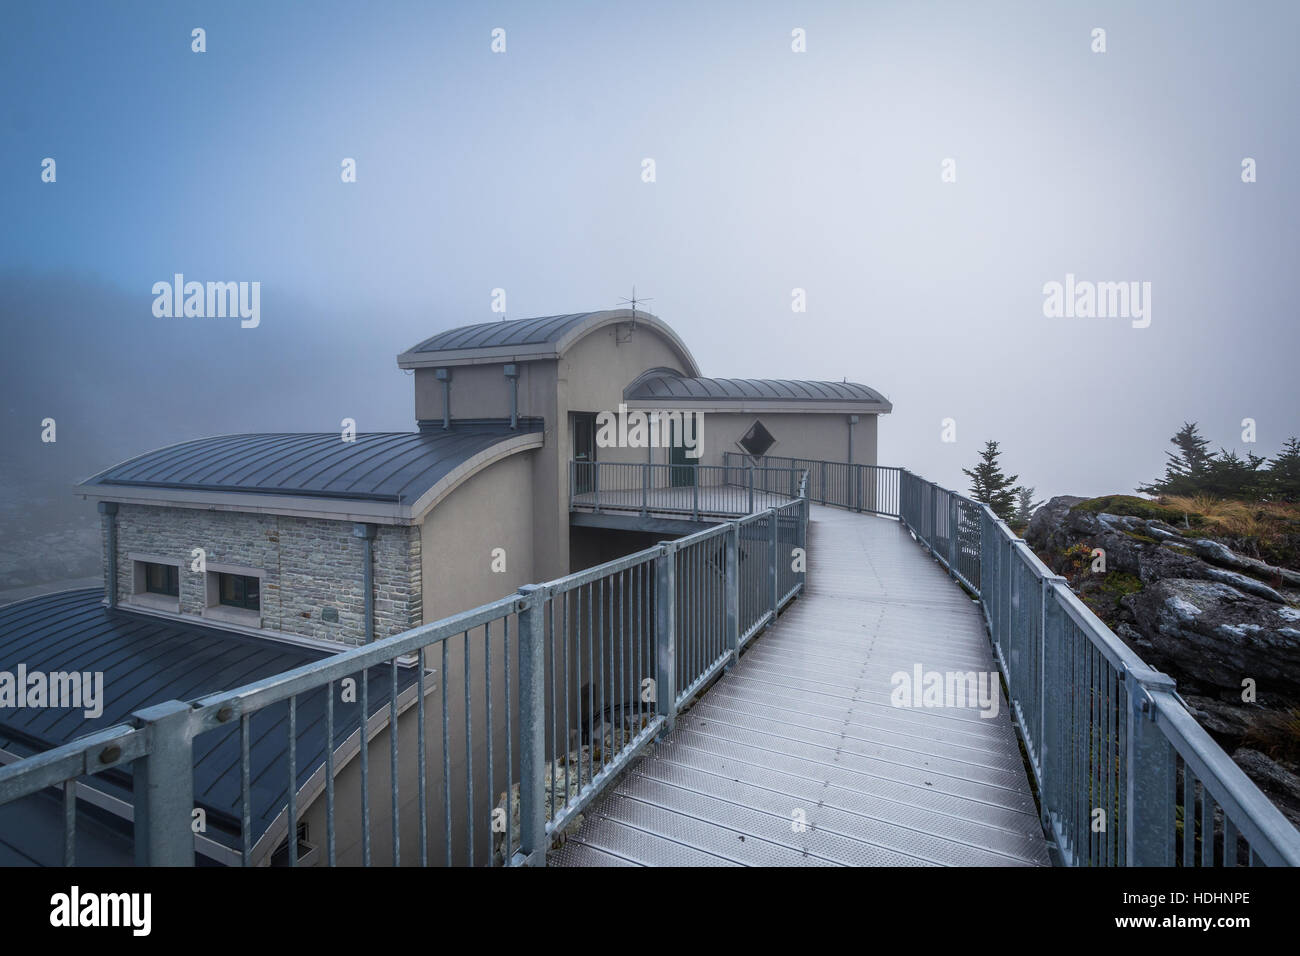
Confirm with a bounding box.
[0,492,809,868]
[894,468,1300,867]
[723,452,902,517]
[570,460,804,519]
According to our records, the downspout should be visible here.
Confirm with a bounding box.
[847,415,858,465]
[504,363,519,429]
[99,501,118,608]
[436,367,451,430]
[353,523,377,643]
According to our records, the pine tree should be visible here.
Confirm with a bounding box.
[1138,422,1217,496]
[1268,437,1300,503]
[963,441,1019,522]
[1012,485,1043,528]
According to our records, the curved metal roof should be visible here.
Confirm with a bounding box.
[625,374,892,409]
[407,312,601,352]
[397,309,703,376]
[0,589,414,852]
[81,424,539,503]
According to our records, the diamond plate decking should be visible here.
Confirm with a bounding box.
[552,505,1052,867]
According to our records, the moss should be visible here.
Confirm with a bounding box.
[1077,494,1194,525]
[1100,572,1143,598]
[1121,529,1160,544]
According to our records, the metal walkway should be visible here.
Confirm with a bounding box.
[552,505,1052,866]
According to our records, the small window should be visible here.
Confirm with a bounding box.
[737,420,776,459]
[218,573,261,611]
[144,562,179,596]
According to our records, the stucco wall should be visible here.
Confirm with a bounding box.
[681,411,879,467]
[420,451,536,623]
[107,504,421,646]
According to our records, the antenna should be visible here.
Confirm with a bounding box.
[617,286,653,333]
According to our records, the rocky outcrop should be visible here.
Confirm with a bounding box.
[1027,495,1300,822]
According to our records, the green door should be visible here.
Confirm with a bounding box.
[669,419,695,487]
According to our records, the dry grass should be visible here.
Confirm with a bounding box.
[1241,708,1300,766]
[1160,494,1300,540]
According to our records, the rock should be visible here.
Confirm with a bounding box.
[1230,749,1300,831]
[492,713,649,865]
[1124,578,1300,700]
[1025,495,1086,553]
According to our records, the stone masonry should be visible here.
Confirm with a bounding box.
[108,504,421,646]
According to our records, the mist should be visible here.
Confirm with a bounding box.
[2,0,1297,591]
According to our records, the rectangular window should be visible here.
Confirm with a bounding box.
[218,573,261,611]
[144,562,179,596]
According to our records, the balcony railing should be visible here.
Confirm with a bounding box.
[570,460,805,519]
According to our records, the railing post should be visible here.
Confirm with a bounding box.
[132,699,195,867]
[1040,576,1069,842]
[641,461,648,516]
[947,495,957,576]
[693,473,700,521]
[654,543,677,736]
[768,509,779,619]
[515,584,548,866]
[800,495,809,592]
[593,461,600,512]
[725,522,739,668]
[747,468,754,513]
[1124,665,1178,866]
[820,462,826,505]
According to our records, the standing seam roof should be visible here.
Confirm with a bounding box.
[0,589,416,848]
[80,425,541,502]
[407,313,599,353]
[624,374,890,406]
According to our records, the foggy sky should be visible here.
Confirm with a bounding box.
[2,0,1297,508]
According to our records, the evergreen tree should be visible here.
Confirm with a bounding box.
[1012,485,1043,528]
[1138,422,1217,496]
[1268,437,1300,503]
[963,441,1019,521]
[1204,449,1267,499]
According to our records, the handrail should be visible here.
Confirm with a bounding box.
[886,464,1299,867]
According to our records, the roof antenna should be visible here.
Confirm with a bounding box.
[617,286,653,334]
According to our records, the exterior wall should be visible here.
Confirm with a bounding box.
[677,411,879,467]
[107,504,421,646]
[420,451,535,623]
[414,321,691,581]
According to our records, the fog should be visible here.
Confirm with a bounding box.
[2,0,1297,589]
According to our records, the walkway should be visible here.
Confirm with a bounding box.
[552,505,1052,866]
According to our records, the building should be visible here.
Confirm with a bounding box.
[3,308,891,864]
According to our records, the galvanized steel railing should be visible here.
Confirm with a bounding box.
[723,452,902,517]
[894,467,1300,867]
[571,460,804,518]
[0,493,809,868]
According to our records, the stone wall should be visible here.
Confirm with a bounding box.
[107,504,421,646]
